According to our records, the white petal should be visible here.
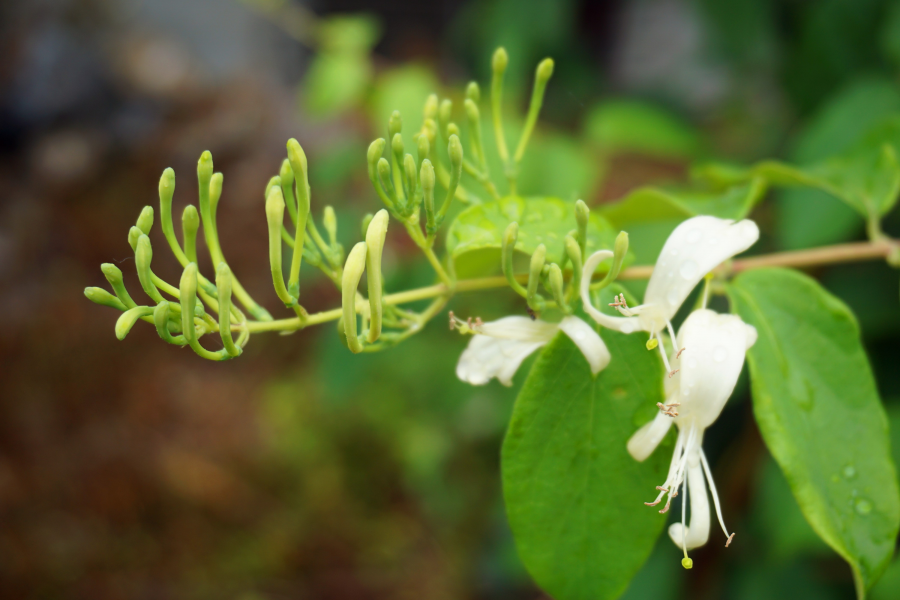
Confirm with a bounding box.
[672,309,754,429]
[580,250,642,333]
[477,316,559,342]
[668,461,711,550]
[627,411,673,462]
[456,334,546,386]
[558,316,611,375]
[644,216,759,324]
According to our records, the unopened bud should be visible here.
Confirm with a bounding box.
[84,287,127,311]
[439,99,452,138]
[279,158,294,187]
[159,168,175,210]
[361,213,374,238]
[197,150,213,188]
[417,132,430,164]
[492,47,509,74]
[127,226,142,252]
[448,134,463,168]
[536,58,554,82]
[391,132,404,158]
[136,234,163,303]
[466,81,480,104]
[548,263,565,307]
[286,138,310,212]
[265,175,281,200]
[136,206,154,235]
[575,199,589,252]
[116,306,153,341]
[388,110,402,139]
[101,263,136,309]
[422,159,436,234]
[341,241,368,354]
[365,209,389,343]
[423,93,438,120]
[323,206,338,245]
[528,244,547,302]
[209,172,223,213]
[403,154,417,202]
[447,122,461,138]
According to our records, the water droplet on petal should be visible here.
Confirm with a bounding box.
[667,289,680,306]
[713,346,727,362]
[680,260,699,280]
[687,358,698,369]
[842,465,857,480]
[686,229,702,243]
[855,499,872,515]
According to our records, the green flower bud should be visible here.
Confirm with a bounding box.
[265,186,293,307]
[422,118,437,149]
[265,175,281,200]
[157,167,186,264]
[286,138,310,216]
[182,204,200,263]
[365,209,389,343]
[466,81,480,104]
[438,99,452,139]
[278,157,297,225]
[84,287,127,311]
[447,122,461,139]
[403,153,418,205]
[391,132,405,161]
[341,241,368,353]
[279,158,294,187]
[417,133,430,167]
[422,159,436,235]
[537,57,554,82]
[367,138,385,177]
[502,222,527,298]
[323,205,338,246]
[209,172,223,213]
[388,110,402,139]
[136,234,163,303]
[548,263,565,309]
[215,262,241,357]
[565,234,583,291]
[197,150,213,189]
[377,157,397,205]
[361,213,374,238]
[152,301,186,346]
[136,206,154,235]
[575,199,589,253]
[492,47,509,74]
[116,306,154,340]
[528,244,546,303]
[423,93,438,120]
[128,226,141,252]
[101,263,136,308]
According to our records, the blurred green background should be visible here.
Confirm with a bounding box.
[1,0,900,598]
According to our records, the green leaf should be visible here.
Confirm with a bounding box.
[304,52,373,117]
[502,312,670,600]
[727,268,900,597]
[445,196,619,276]
[584,100,702,158]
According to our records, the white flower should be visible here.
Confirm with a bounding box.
[626,308,758,567]
[580,216,759,374]
[453,313,610,386]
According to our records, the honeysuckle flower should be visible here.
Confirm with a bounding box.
[626,308,758,568]
[452,312,610,386]
[580,216,759,375]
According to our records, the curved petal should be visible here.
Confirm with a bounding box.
[477,315,559,342]
[672,309,755,429]
[456,334,546,386]
[627,411,674,462]
[668,461,711,550]
[644,216,759,322]
[558,316,611,375]
[580,250,641,333]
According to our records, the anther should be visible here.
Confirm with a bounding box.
[676,347,685,359]
[657,402,680,417]
[668,369,680,378]
[448,311,456,330]
[725,533,735,548]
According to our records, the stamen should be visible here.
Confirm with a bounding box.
[676,347,686,359]
[699,448,733,542]
[681,474,688,557]
[657,402,680,417]
[448,313,481,335]
[656,332,673,373]
[668,369,680,378]
[665,319,677,346]
[726,533,735,548]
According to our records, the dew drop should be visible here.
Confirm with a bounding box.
[842,465,857,480]
[667,289,680,306]
[680,260,699,280]
[687,358,698,369]
[713,346,727,363]
[855,499,873,516]
[686,228,702,243]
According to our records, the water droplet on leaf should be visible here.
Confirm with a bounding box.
[855,499,873,515]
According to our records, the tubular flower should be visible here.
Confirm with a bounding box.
[453,313,610,386]
[580,216,759,375]
[626,308,758,567]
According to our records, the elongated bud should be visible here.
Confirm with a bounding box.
[537,57,554,81]
[101,263,136,308]
[182,204,200,263]
[417,134,430,167]
[265,186,293,306]
[153,301,186,346]
[361,213,374,238]
[514,57,555,163]
[528,244,547,303]
[84,287,127,311]
[594,231,630,291]
[388,110,402,139]
[464,99,485,167]
[377,157,398,205]
[422,160,436,235]
[391,133,406,200]
[365,210,389,343]
[265,175,281,200]
[323,206,338,246]
[128,226,141,251]
[491,47,510,162]
[447,122,461,138]
[575,199,589,253]
[422,118,437,149]
[391,132,405,157]
[341,241,368,353]
[492,47,509,74]
[197,151,213,193]
[286,139,310,216]
[116,306,154,340]
[136,234,163,303]
[157,167,186,263]
[215,262,241,357]
[403,153,418,205]
[209,172,223,213]
[424,93,438,120]
[502,222,528,298]
[367,138,385,177]
[448,134,463,168]
[438,99,452,140]
[548,263,565,309]
[279,158,294,189]
[466,81,480,103]
[136,206,154,235]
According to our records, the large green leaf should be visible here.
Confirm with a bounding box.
[727,268,900,597]
[502,314,670,600]
[446,196,619,276]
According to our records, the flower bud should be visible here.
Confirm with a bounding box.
[388,110,402,139]
[209,172,223,213]
[422,118,437,149]
[182,204,199,263]
[502,222,527,298]
[279,158,294,188]
[403,153,418,205]
[447,122,461,138]
[323,205,338,246]
[423,93,438,120]
[152,301,185,345]
[101,263,136,308]
[367,138,385,176]
[417,133,430,166]
[341,241,368,353]
[286,138,310,214]
[116,306,154,340]
[158,168,185,262]
[548,263,565,308]
[136,206,154,235]
[136,234,163,303]
[575,199,589,252]
[128,226,142,251]
[565,234,583,289]
[492,47,508,74]
[377,157,397,205]
[361,213,374,238]
[197,151,213,191]
[448,134,463,169]
[422,160,436,234]
[265,186,293,307]
[466,81,480,104]
[536,58,554,83]
[84,287,127,311]
[528,244,547,303]
[265,175,281,200]
[438,99,452,139]
[365,209,389,343]
[215,262,242,357]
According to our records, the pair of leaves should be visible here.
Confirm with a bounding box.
[503,268,898,599]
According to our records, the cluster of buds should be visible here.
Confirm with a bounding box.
[85,47,560,359]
